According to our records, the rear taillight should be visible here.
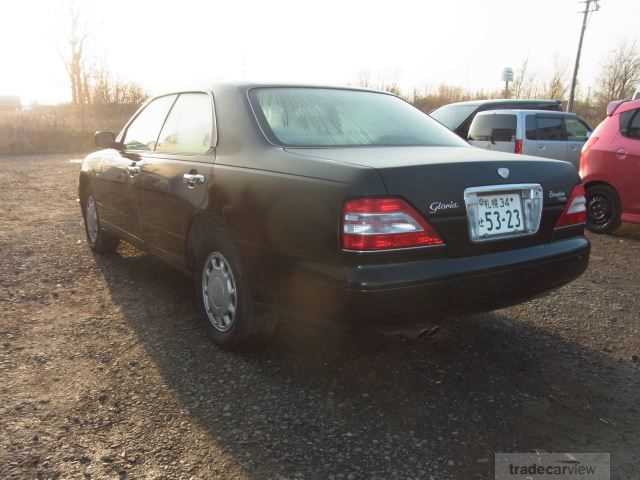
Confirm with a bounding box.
[342,197,444,251]
[514,139,523,154]
[554,184,587,229]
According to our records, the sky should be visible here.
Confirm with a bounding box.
[2,0,639,105]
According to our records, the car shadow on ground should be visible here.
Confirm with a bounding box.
[611,223,640,242]
[94,246,640,479]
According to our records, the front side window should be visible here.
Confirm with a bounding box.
[620,108,640,139]
[528,116,567,141]
[156,93,213,155]
[468,114,516,142]
[565,117,591,141]
[123,95,176,151]
[250,88,468,147]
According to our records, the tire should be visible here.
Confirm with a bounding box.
[82,194,120,253]
[193,230,271,349]
[586,184,622,234]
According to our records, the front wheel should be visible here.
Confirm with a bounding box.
[83,194,120,253]
[586,184,622,234]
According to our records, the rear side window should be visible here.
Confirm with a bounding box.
[620,109,640,139]
[123,95,176,151]
[526,116,567,141]
[468,114,516,142]
[565,117,591,141]
[156,93,213,155]
[525,115,538,140]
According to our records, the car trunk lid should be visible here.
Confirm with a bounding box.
[286,146,580,257]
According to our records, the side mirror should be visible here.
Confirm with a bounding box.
[95,131,116,149]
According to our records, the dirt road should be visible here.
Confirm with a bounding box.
[1,154,639,479]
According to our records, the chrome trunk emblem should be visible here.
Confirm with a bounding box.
[497,167,510,179]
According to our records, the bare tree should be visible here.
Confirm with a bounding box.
[61,3,146,106]
[545,58,569,100]
[63,2,88,104]
[512,59,538,99]
[88,63,147,105]
[594,41,640,106]
[356,69,372,89]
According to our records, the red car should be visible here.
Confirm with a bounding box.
[580,99,640,233]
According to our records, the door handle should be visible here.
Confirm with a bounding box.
[127,165,141,176]
[616,148,627,159]
[183,173,205,188]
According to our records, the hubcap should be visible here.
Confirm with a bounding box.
[201,252,238,332]
[588,194,611,226]
[86,196,99,243]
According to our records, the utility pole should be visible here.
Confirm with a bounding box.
[567,0,600,112]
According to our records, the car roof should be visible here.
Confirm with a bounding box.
[437,98,562,108]
[205,81,394,95]
[614,98,640,114]
[474,109,575,116]
[148,82,397,100]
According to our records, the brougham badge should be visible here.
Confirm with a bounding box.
[497,167,510,179]
[548,190,567,201]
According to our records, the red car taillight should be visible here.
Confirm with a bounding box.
[514,139,523,154]
[554,184,587,229]
[342,197,444,251]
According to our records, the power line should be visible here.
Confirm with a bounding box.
[567,0,600,112]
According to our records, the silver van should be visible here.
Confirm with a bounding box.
[467,109,592,168]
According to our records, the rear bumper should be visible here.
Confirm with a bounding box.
[286,237,590,322]
[344,237,590,320]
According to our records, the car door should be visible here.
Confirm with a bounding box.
[564,115,592,169]
[618,107,640,214]
[526,114,568,161]
[97,95,176,240]
[136,92,216,267]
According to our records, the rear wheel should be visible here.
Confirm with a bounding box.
[194,231,271,349]
[83,194,120,253]
[586,184,621,234]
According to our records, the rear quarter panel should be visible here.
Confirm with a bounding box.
[208,151,385,310]
[581,116,636,212]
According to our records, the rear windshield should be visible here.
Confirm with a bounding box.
[249,88,468,147]
[468,114,517,142]
[430,104,477,130]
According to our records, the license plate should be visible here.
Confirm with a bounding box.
[476,192,524,238]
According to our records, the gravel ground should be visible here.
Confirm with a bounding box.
[1,154,639,480]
